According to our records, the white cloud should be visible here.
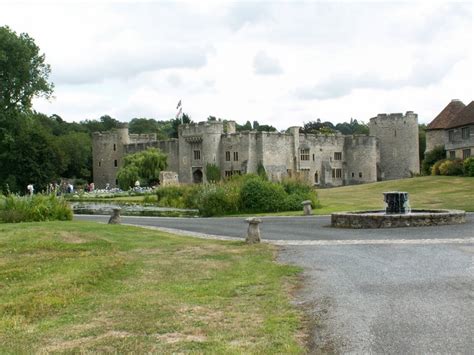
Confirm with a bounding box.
[253,50,283,75]
[3,1,472,129]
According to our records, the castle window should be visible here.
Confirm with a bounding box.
[113,144,116,151]
[114,160,118,167]
[312,154,315,161]
[225,151,231,161]
[300,148,310,161]
[194,150,201,160]
[449,151,456,159]
[351,172,354,178]
[233,170,241,175]
[233,152,239,161]
[225,170,232,177]
[334,152,342,161]
[394,129,397,137]
[463,149,471,159]
[98,161,101,167]
[462,127,470,140]
[314,172,319,184]
[332,168,342,179]
[359,172,363,178]
[448,130,454,142]
[115,179,118,185]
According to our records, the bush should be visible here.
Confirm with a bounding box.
[156,184,200,209]
[0,194,73,223]
[240,177,288,212]
[438,159,464,176]
[464,157,474,177]
[257,162,268,180]
[205,163,221,182]
[281,178,319,210]
[155,174,320,216]
[422,146,446,175]
[431,159,446,175]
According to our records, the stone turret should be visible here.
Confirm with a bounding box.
[369,112,419,180]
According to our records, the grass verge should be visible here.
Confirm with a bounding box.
[0,221,304,353]
[316,175,474,214]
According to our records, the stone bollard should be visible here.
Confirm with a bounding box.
[108,207,122,224]
[302,200,312,216]
[245,217,262,244]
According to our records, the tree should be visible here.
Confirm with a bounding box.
[117,148,168,189]
[422,145,446,175]
[0,26,53,116]
[0,115,66,192]
[205,163,221,182]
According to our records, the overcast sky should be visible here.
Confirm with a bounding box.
[1,1,472,129]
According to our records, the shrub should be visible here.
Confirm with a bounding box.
[257,162,268,180]
[205,163,221,182]
[431,159,447,175]
[464,157,474,177]
[422,146,446,175]
[0,194,73,223]
[281,178,319,210]
[156,184,200,209]
[438,159,464,176]
[239,177,288,212]
[197,184,239,217]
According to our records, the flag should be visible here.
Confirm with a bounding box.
[176,100,181,109]
[176,107,182,119]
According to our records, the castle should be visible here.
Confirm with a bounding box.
[92,112,420,188]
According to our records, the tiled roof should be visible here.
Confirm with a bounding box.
[427,100,466,130]
[446,101,474,129]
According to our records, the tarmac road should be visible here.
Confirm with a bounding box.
[75,214,474,353]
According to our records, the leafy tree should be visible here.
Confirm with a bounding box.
[117,148,167,189]
[300,119,336,134]
[129,118,159,134]
[0,26,53,115]
[58,132,92,180]
[169,113,192,138]
[418,124,426,164]
[0,115,66,192]
[422,145,446,175]
[205,163,221,182]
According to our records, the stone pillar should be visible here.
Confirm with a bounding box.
[302,200,312,215]
[245,217,262,244]
[108,207,122,224]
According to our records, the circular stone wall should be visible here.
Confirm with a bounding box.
[331,209,466,229]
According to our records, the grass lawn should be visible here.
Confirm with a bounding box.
[316,175,474,214]
[0,221,304,353]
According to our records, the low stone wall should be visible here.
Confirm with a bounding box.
[331,210,466,228]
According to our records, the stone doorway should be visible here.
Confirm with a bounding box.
[192,168,203,183]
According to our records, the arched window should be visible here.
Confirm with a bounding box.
[314,172,319,184]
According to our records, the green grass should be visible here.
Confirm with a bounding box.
[316,176,474,214]
[0,221,304,353]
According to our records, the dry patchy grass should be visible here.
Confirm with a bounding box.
[0,221,304,353]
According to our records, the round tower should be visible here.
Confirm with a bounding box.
[369,112,419,180]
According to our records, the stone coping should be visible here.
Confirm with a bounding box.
[331,209,466,229]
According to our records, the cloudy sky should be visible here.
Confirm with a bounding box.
[1,1,472,129]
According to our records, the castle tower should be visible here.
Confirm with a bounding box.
[178,121,225,183]
[92,124,130,188]
[369,112,419,180]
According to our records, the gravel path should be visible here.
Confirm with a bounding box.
[75,213,474,353]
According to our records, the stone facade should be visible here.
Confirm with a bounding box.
[92,112,420,188]
[425,100,474,160]
[369,112,420,180]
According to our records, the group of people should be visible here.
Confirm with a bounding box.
[26,181,88,196]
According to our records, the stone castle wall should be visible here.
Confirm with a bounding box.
[369,112,420,180]
[92,113,420,188]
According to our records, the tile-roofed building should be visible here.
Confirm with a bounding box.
[427,99,466,130]
[446,101,474,129]
[426,99,473,160]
